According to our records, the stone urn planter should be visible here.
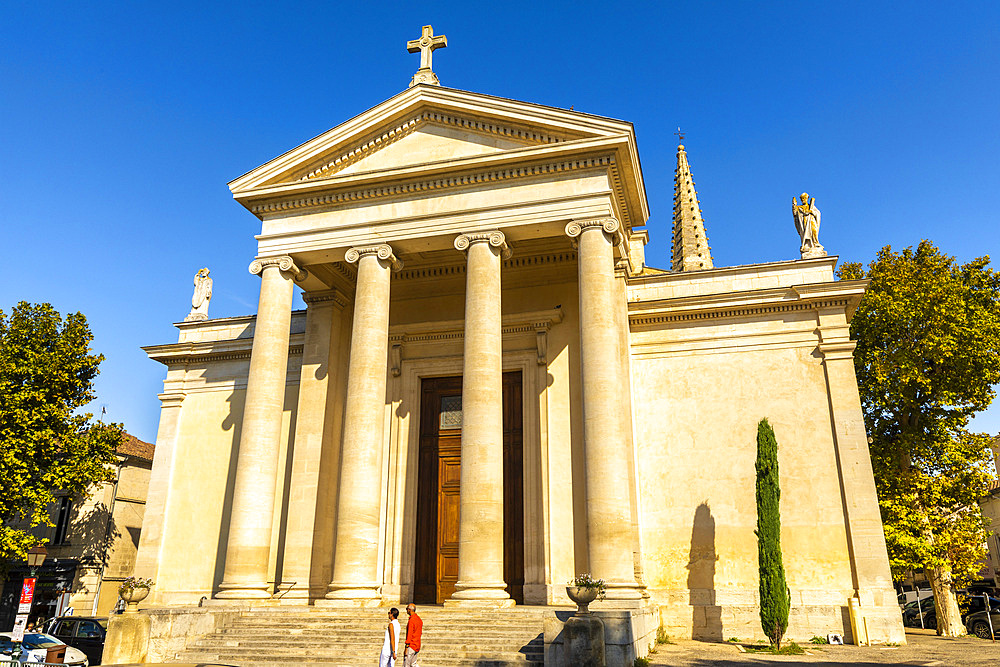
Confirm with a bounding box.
[119,586,149,612]
[566,585,599,615]
[118,578,153,613]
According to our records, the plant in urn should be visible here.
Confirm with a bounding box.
[566,573,606,615]
[118,577,154,613]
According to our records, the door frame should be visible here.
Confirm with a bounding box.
[412,372,525,604]
[388,351,545,604]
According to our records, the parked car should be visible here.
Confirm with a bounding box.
[46,617,108,665]
[959,595,1000,621]
[902,595,937,627]
[0,632,88,666]
[901,594,1000,630]
[965,607,1000,639]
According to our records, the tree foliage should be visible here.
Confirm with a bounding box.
[840,241,1000,634]
[0,302,121,573]
[755,418,790,648]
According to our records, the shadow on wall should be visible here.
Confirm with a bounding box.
[688,501,723,641]
[74,501,122,580]
[212,385,299,595]
[213,389,245,594]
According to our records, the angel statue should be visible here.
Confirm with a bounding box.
[792,192,827,259]
[184,268,213,321]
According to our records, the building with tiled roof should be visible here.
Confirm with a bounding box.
[979,435,1000,589]
[0,431,155,627]
[117,432,156,462]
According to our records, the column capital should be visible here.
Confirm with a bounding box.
[565,217,621,240]
[249,255,307,282]
[302,289,349,308]
[454,230,512,259]
[157,392,186,408]
[345,244,403,270]
[818,340,858,362]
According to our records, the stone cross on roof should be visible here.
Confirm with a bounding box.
[407,25,448,87]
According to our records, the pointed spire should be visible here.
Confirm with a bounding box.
[671,139,714,271]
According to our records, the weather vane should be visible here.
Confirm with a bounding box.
[674,127,685,143]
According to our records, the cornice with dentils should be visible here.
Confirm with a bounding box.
[227,85,648,225]
[229,84,639,192]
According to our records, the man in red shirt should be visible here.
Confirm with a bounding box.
[403,603,422,666]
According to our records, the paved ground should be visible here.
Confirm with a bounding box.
[646,629,1000,666]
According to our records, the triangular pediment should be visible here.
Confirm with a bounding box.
[229,85,639,195]
[300,116,552,181]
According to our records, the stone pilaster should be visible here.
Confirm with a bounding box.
[565,219,643,602]
[817,308,905,642]
[448,231,514,607]
[217,256,306,599]
[133,392,185,599]
[326,244,401,605]
[279,290,349,601]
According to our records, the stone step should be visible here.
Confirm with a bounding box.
[180,643,544,656]
[226,613,555,622]
[177,645,544,667]
[213,628,544,638]
[213,627,543,637]
[194,630,542,646]
[177,649,544,661]
[216,627,543,637]
[175,659,542,667]
[176,607,550,666]
[188,639,543,651]
[177,645,544,664]
[226,609,561,618]
[226,618,547,626]
[226,612,546,623]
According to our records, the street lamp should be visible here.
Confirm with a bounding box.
[11,546,47,660]
[26,545,47,576]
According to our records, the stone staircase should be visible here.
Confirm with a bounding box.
[172,606,556,667]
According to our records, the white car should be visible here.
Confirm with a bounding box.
[0,632,88,667]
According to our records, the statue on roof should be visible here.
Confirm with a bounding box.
[792,193,827,259]
[185,268,213,321]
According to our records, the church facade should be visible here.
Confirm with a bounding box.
[135,42,904,648]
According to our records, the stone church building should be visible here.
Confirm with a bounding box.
[134,28,904,662]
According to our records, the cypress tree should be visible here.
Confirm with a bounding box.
[755,418,790,648]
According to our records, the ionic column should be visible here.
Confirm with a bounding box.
[326,244,401,604]
[565,219,642,601]
[217,255,306,599]
[448,231,513,607]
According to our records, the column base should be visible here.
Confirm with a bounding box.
[444,597,516,609]
[214,582,273,600]
[591,581,646,609]
[445,582,514,608]
[314,598,385,608]
[322,583,382,606]
[275,582,322,604]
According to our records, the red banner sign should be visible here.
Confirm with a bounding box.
[20,578,36,605]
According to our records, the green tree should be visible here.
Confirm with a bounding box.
[0,302,121,575]
[755,418,790,648]
[840,241,1000,636]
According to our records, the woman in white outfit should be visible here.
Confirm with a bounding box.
[379,607,400,667]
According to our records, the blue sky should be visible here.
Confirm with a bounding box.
[1,1,998,442]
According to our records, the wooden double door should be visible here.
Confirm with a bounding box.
[413,372,524,604]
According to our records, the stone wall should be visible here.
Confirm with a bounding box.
[627,258,904,644]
